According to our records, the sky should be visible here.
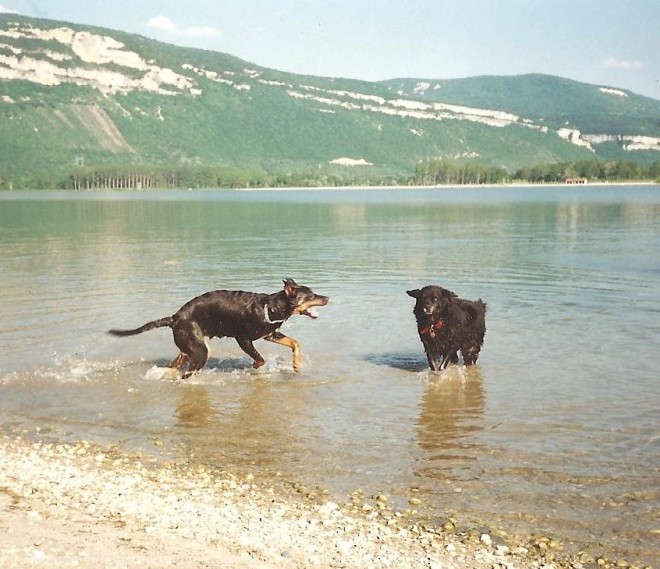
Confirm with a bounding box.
[1,0,659,100]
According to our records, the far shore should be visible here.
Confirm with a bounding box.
[235,180,659,191]
[0,180,657,194]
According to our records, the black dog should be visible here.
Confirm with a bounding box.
[109,279,329,378]
[407,285,486,371]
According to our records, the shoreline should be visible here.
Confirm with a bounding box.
[235,180,659,192]
[227,182,657,193]
[0,180,657,195]
[0,435,602,569]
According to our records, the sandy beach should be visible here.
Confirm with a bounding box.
[0,435,593,569]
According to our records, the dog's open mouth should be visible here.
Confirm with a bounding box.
[296,296,329,319]
[303,306,320,319]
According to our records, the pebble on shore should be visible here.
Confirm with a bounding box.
[0,436,641,569]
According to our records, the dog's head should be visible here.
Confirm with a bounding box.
[283,278,329,319]
[407,285,456,318]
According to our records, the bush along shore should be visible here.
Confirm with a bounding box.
[1,158,658,190]
[0,435,650,569]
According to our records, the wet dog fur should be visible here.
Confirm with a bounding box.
[407,285,486,371]
[109,279,329,378]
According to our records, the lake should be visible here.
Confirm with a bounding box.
[1,185,658,565]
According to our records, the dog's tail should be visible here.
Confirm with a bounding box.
[108,316,173,337]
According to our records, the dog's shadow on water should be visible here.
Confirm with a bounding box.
[364,352,429,373]
[205,356,255,373]
[152,356,250,369]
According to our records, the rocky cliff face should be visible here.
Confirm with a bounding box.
[3,19,658,156]
[0,23,195,95]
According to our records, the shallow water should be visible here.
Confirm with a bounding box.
[1,186,659,565]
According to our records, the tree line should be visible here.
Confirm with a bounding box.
[414,160,508,185]
[61,166,407,190]
[1,159,658,190]
[414,158,660,185]
[512,159,660,183]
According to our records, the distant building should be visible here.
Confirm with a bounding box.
[565,177,587,184]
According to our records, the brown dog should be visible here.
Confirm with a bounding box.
[109,279,329,377]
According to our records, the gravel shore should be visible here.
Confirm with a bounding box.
[0,436,622,569]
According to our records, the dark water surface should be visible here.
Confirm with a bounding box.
[1,186,659,565]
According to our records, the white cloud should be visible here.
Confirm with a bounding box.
[147,15,177,31]
[146,15,220,38]
[601,56,644,71]
[0,4,18,13]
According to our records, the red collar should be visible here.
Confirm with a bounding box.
[419,319,444,337]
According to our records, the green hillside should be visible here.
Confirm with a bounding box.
[1,14,658,189]
[381,74,660,136]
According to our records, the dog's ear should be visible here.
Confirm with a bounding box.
[442,288,457,300]
[283,278,298,297]
[406,289,421,299]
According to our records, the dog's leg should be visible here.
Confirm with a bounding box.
[462,346,480,366]
[181,345,209,379]
[173,321,208,378]
[427,353,441,371]
[440,351,458,370]
[169,352,189,371]
[264,331,301,372]
[236,338,266,369]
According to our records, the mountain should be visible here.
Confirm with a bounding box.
[381,75,660,138]
[1,14,659,188]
